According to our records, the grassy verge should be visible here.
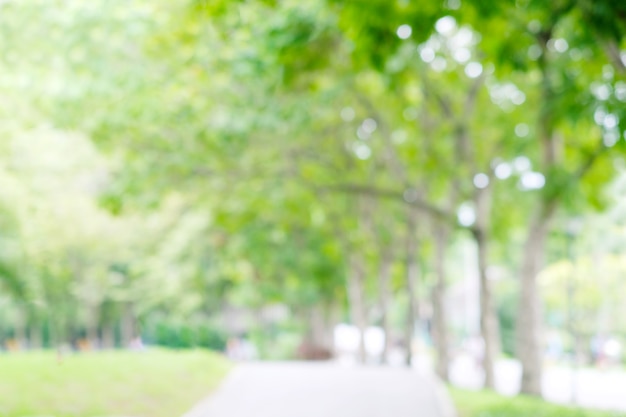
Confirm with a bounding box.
[0,348,231,417]
[450,387,626,417]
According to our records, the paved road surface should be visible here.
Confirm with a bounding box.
[184,362,456,417]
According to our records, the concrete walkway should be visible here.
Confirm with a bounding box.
[184,362,456,417]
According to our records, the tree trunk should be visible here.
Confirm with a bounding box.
[432,224,450,381]
[86,304,100,349]
[28,322,42,349]
[513,26,576,394]
[517,202,556,396]
[121,303,136,347]
[404,208,419,367]
[51,313,67,351]
[518,44,559,395]
[299,305,334,361]
[378,248,394,364]
[323,302,338,354]
[307,305,328,348]
[474,227,499,389]
[348,252,367,363]
[101,323,115,349]
[472,180,501,389]
[13,307,26,350]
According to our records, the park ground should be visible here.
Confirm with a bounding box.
[450,388,626,417]
[449,354,626,412]
[0,349,230,417]
[1,349,626,417]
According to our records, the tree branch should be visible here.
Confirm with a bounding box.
[355,93,409,183]
[318,183,456,223]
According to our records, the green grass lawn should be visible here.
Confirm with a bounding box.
[0,348,231,417]
[450,387,626,417]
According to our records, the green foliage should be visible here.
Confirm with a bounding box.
[1,0,626,379]
[330,0,444,69]
[146,321,227,351]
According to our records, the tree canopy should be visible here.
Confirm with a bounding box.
[1,0,626,397]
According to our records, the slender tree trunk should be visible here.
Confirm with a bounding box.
[474,227,499,389]
[28,321,42,349]
[404,208,419,366]
[432,224,450,381]
[517,202,556,395]
[348,252,367,363]
[121,303,136,347]
[53,316,69,363]
[102,323,115,349]
[378,248,393,364]
[51,314,67,352]
[13,307,26,350]
[87,304,100,349]
[517,35,561,395]
[300,304,335,359]
[322,302,338,354]
[472,181,501,389]
[307,305,327,347]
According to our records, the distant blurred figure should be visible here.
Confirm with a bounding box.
[591,334,606,366]
[240,338,258,360]
[226,337,242,360]
[4,338,20,352]
[77,338,92,351]
[227,336,258,361]
[56,343,72,364]
[546,332,564,362]
[387,339,407,367]
[129,336,144,351]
